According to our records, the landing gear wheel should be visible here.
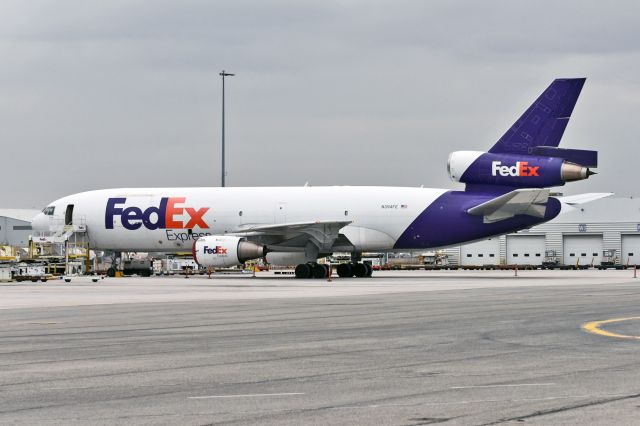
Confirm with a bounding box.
[337,263,353,278]
[295,263,312,279]
[312,263,328,279]
[364,263,373,277]
[353,263,367,278]
[107,267,116,278]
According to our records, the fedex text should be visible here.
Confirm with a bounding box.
[491,161,540,177]
[106,197,210,231]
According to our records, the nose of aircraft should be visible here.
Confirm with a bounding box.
[31,212,48,232]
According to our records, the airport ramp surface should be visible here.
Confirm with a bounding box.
[1,270,639,425]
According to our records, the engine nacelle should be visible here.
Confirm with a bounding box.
[193,235,265,268]
[447,151,594,188]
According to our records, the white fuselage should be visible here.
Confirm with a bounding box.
[32,186,448,252]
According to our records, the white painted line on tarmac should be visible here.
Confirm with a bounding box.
[425,394,629,405]
[449,383,556,389]
[188,392,305,399]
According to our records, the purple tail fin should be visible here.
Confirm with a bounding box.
[489,78,586,155]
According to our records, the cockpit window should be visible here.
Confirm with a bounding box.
[42,206,55,215]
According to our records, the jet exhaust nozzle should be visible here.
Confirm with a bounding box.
[561,162,593,182]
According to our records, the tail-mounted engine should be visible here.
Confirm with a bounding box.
[448,147,597,188]
[193,235,265,267]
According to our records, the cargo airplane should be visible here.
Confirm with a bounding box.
[32,78,599,278]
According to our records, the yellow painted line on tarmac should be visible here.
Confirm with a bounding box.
[582,317,640,340]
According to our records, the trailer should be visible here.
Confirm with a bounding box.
[12,263,51,282]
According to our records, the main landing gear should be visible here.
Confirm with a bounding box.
[336,262,373,278]
[293,262,372,279]
[294,263,330,279]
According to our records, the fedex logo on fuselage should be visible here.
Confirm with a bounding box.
[105,197,210,230]
[203,245,228,255]
[491,161,540,177]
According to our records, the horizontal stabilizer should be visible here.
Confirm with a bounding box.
[555,192,613,206]
[467,188,550,223]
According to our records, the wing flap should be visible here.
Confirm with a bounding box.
[233,220,351,235]
[232,220,352,252]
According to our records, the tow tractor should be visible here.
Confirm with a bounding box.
[542,250,561,270]
[598,249,624,270]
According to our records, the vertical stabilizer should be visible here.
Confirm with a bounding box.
[489,78,586,155]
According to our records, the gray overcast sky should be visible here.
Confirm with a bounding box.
[1,0,638,208]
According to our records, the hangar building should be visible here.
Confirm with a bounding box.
[0,209,39,248]
[446,197,640,267]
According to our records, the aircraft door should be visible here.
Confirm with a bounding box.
[65,204,74,226]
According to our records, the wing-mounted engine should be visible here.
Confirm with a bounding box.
[193,235,265,267]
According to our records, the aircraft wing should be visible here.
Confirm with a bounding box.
[232,220,352,252]
[467,189,550,224]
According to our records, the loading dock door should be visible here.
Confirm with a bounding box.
[621,235,640,266]
[506,235,545,265]
[460,238,500,266]
[563,235,603,267]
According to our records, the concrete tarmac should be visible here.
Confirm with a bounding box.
[1,270,640,425]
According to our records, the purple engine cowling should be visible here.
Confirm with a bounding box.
[448,151,594,188]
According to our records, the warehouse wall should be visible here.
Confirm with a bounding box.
[448,197,640,266]
[0,217,33,247]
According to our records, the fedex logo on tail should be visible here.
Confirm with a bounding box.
[491,161,540,177]
[203,245,228,255]
[106,197,210,230]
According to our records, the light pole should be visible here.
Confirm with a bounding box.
[219,70,235,187]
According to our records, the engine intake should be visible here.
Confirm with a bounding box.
[193,235,265,268]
